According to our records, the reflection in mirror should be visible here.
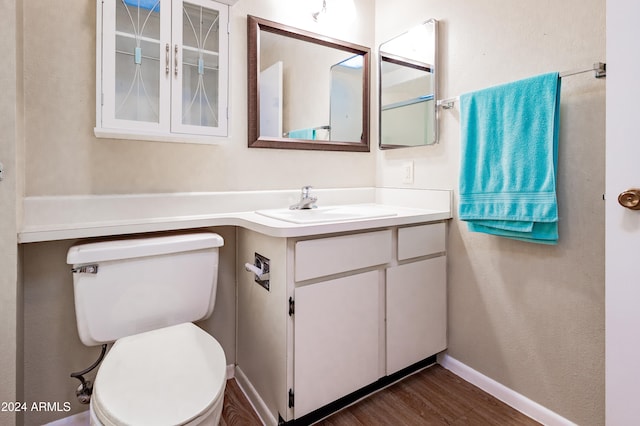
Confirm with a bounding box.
[330,55,364,141]
[379,19,438,149]
[248,15,370,151]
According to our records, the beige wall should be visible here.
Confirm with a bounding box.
[0,0,23,425]
[376,1,605,425]
[23,0,376,196]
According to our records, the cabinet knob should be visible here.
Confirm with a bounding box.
[618,189,640,210]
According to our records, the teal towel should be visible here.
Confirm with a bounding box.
[459,72,561,244]
[287,128,316,139]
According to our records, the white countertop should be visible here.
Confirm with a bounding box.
[18,188,452,243]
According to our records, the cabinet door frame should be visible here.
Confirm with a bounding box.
[293,271,381,418]
[100,0,172,133]
[171,0,229,136]
[386,256,447,375]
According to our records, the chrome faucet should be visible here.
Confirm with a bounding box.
[290,186,318,210]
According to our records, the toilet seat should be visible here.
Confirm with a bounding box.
[92,323,226,426]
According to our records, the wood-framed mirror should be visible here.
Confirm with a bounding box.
[247,15,371,151]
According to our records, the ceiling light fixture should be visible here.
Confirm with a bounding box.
[311,0,327,22]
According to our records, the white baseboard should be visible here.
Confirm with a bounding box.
[234,367,271,426]
[226,363,235,380]
[438,354,577,426]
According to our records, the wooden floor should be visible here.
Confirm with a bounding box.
[220,365,541,425]
[219,378,264,426]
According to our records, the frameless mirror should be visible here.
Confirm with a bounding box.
[248,15,370,151]
[379,19,438,149]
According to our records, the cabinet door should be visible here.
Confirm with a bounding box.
[101,0,171,132]
[294,271,380,418]
[386,257,447,374]
[171,0,228,136]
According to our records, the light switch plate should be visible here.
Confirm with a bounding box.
[402,161,414,184]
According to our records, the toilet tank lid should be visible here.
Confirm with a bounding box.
[66,233,224,264]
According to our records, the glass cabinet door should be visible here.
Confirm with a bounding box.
[172,0,228,136]
[97,0,229,139]
[102,0,171,131]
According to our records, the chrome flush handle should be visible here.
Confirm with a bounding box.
[71,264,99,274]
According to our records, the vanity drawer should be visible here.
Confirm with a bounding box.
[398,222,445,260]
[295,230,393,281]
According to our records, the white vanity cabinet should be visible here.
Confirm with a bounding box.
[294,271,381,417]
[293,230,392,417]
[387,223,447,374]
[96,0,230,141]
[236,222,447,425]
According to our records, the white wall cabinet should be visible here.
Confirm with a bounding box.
[236,222,447,425]
[96,0,229,142]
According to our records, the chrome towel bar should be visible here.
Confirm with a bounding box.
[437,62,606,110]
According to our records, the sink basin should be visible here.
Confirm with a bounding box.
[255,204,397,224]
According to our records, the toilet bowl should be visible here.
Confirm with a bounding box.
[89,323,226,426]
[67,233,227,426]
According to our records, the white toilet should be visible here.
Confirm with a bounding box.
[67,232,227,426]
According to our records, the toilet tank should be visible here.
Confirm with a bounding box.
[67,232,224,346]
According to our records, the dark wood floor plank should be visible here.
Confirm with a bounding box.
[393,369,472,423]
[385,385,450,425]
[348,389,435,425]
[317,408,367,426]
[220,378,262,426]
[451,408,504,425]
[221,365,541,426]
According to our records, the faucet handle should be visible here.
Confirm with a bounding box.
[289,186,317,210]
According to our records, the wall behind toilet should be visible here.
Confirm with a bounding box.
[0,0,23,424]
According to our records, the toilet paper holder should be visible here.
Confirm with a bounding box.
[244,253,270,291]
